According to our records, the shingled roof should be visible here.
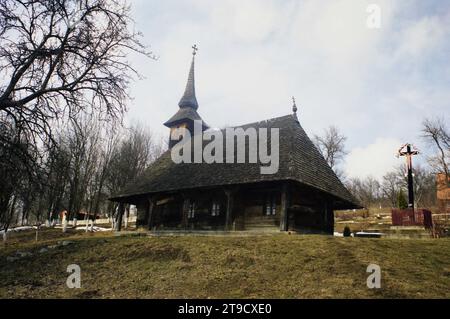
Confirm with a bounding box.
[112,114,360,209]
[163,107,209,128]
[177,55,198,110]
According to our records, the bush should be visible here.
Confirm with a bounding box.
[343,226,351,237]
[398,189,408,209]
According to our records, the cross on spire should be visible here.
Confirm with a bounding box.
[192,44,198,56]
[292,96,298,114]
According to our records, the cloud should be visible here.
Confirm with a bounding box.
[344,138,403,180]
[394,15,447,59]
[209,0,285,42]
[125,0,450,180]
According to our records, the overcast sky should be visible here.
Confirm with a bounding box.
[125,0,449,181]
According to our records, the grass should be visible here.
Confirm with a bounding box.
[1,228,449,299]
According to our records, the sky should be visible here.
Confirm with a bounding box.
[124,0,450,181]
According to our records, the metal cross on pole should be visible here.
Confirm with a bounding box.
[292,96,298,114]
[398,143,419,212]
[192,44,198,56]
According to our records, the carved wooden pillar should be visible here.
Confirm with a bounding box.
[116,202,125,231]
[225,190,234,231]
[280,183,289,231]
[326,199,334,235]
[147,198,156,231]
[181,195,190,230]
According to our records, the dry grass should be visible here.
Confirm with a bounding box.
[1,229,449,299]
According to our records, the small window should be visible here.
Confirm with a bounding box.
[265,195,276,216]
[211,202,220,216]
[188,202,196,219]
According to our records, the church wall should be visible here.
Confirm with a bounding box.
[240,190,280,231]
[153,200,183,229]
[185,194,227,231]
[131,182,334,234]
[135,201,148,228]
[287,185,334,235]
[142,190,228,231]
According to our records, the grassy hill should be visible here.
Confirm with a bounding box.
[1,229,449,298]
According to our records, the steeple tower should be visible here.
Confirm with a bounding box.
[178,45,198,110]
[164,45,208,148]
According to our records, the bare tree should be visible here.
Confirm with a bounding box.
[395,164,436,208]
[0,0,152,140]
[346,176,381,209]
[0,123,39,240]
[0,0,152,237]
[313,125,348,175]
[105,123,165,230]
[422,117,450,187]
[65,114,101,224]
[381,171,401,208]
[0,0,152,210]
[91,125,121,220]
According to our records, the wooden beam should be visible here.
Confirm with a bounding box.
[326,199,334,235]
[224,190,235,231]
[182,196,190,229]
[147,198,155,231]
[116,202,125,231]
[280,183,289,231]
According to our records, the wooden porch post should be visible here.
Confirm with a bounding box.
[147,198,156,231]
[326,199,334,235]
[116,202,125,231]
[181,196,190,230]
[225,190,234,231]
[280,183,289,231]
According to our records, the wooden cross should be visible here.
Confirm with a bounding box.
[398,143,419,211]
[398,143,419,170]
[192,44,198,56]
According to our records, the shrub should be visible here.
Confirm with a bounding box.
[343,226,351,237]
[398,189,408,209]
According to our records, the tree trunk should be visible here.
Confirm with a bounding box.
[85,213,89,232]
[35,225,39,242]
[9,194,17,228]
[21,210,26,226]
[62,212,67,233]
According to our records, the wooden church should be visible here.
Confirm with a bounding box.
[110,49,360,234]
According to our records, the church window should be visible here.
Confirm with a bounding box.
[188,202,196,219]
[265,195,276,216]
[211,202,220,216]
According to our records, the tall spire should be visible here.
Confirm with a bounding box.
[178,45,199,110]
